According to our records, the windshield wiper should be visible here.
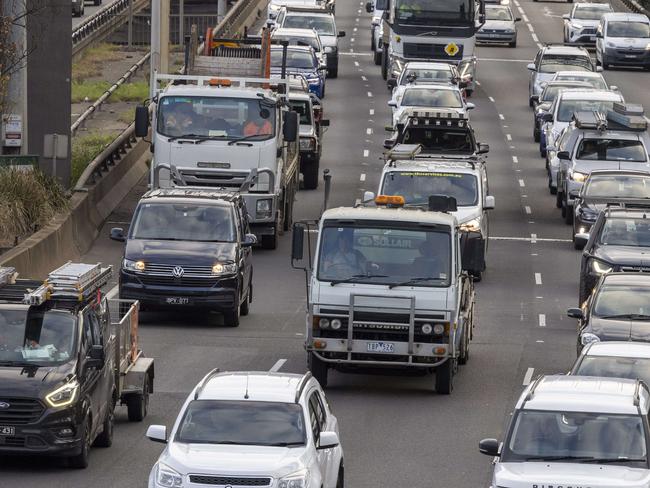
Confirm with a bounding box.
[525,455,595,461]
[167,133,215,143]
[265,441,305,447]
[600,313,650,320]
[388,276,442,289]
[329,274,388,286]
[582,457,647,464]
[227,134,269,146]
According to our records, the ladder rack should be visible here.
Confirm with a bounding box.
[23,262,112,305]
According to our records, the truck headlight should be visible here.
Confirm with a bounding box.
[433,323,446,335]
[156,463,183,488]
[279,469,309,488]
[330,318,342,330]
[45,380,79,408]
[591,259,613,275]
[580,332,600,346]
[421,323,433,334]
[323,46,336,54]
[256,199,273,219]
[319,317,330,329]
[123,259,145,272]
[460,217,481,232]
[212,262,238,276]
[300,137,316,150]
[571,22,583,30]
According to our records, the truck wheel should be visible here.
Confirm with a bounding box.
[93,405,114,448]
[329,64,338,79]
[381,47,388,80]
[373,49,381,65]
[303,159,319,190]
[309,353,328,388]
[458,327,470,365]
[436,360,454,394]
[223,304,240,327]
[127,376,149,422]
[68,416,91,469]
[240,284,251,316]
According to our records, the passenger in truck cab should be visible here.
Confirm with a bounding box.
[244,108,273,136]
[164,103,199,136]
[412,234,449,278]
[322,228,368,278]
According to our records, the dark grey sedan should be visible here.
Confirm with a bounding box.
[477,5,520,47]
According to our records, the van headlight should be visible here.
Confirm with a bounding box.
[460,217,481,232]
[123,259,145,272]
[156,463,183,488]
[279,469,309,488]
[591,260,613,275]
[45,380,79,408]
[580,332,600,346]
[212,262,238,276]
[256,199,273,219]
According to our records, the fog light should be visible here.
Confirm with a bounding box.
[314,340,327,349]
[434,347,446,355]
[58,428,74,437]
[319,318,330,329]
[433,324,445,335]
[330,319,342,330]
[421,323,433,334]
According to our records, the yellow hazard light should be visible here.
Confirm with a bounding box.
[209,78,232,87]
[434,347,446,355]
[313,340,327,349]
[375,195,405,206]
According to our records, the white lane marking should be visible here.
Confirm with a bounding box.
[367,91,373,97]
[357,8,361,13]
[360,173,366,182]
[506,134,512,141]
[512,155,519,163]
[349,48,354,52]
[536,340,545,343]
[355,198,361,206]
[340,52,374,57]
[531,233,538,243]
[531,32,539,43]
[489,236,572,243]
[523,367,535,386]
[361,75,367,81]
[354,27,358,32]
[522,13,529,22]
[106,284,119,299]
[354,61,359,66]
[499,114,505,120]
[363,149,369,157]
[269,359,287,372]
[525,206,531,214]
[366,127,372,135]
[527,23,534,32]
[535,273,542,285]
[369,108,375,115]
[518,179,525,187]
[488,96,495,102]
[351,38,355,43]
[538,314,546,327]
[475,80,481,86]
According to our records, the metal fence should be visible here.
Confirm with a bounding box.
[110,14,221,46]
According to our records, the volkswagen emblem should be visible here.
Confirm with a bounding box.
[172,266,185,278]
[0,402,10,409]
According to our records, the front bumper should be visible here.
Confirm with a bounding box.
[573,212,596,234]
[567,28,597,44]
[603,48,650,66]
[120,270,238,310]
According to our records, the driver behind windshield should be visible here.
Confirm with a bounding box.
[322,229,368,279]
[244,107,273,136]
[164,103,203,136]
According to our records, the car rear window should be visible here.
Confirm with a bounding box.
[540,55,592,73]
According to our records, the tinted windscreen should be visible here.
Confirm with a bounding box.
[289,100,312,124]
[585,176,650,197]
[553,74,607,90]
[176,401,306,446]
[158,96,275,140]
[0,307,76,366]
[607,21,650,38]
[283,15,335,35]
[395,0,474,25]
[273,35,320,51]
[573,5,612,19]
[401,128,473,154]
[539,55,592,73]
[575,356,650,385]
[577,139,647,162]
[503,410,647,467]
[600,218,650,247]
[401,89,463,108]
[593,285,650,317]
[131,203,235,242]
[486,6,513,20]
[382,171,478,206]
[400,68,454,85]
[557,99,617,122]
[317,226,452,286]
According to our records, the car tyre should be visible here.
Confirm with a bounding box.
[309,352,328,388]
[373,49,382,65]
[509,40,516,48]
[336,466,344,488]
[93,404,114,448]
[68,416,91,469]
[565,204,573,225]
[529,97,534,108]
[127,376,149,421]
[579,279,589,304]
[533,125,540,142]
[458,326,470,365]
[549,176,557,195]
[329,65,338,79]
[240,285,251,316]
[436,359,453,394]
[556,190,563,209]
[381,47,388,80]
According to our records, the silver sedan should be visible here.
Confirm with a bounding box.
[477,5,520,47]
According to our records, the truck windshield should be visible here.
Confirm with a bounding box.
[289,100,312,124]
[401,128,474,154]
[574,356,650,385]
[577,139,647,162]
[0,307,76,366]
[382,171,478,206]
[176,400,306,446]
[395,0,474,25]
[599,218,650,247]
[131,203,235,242]
[585,175,650,197]
[401,88,463,108]
[283,14,336,36]
[503,409,648,467]
[157,96,276,140]
[317,225,451,286]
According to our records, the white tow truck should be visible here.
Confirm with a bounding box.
[291,193,478,393]
[135,29,300,249]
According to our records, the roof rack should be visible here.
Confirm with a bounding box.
[400,108,470,129]
[23,262,112,306]
[607,103,647,131]
[572,110,607,131]
[295,371,313,402]
[385,143,422,161]
[524,375,544,402]
[0,267,17,287]
[194,368,221,400]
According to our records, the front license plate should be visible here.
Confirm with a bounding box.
[625,54,637,58]
[367,342,395,353]
[165,297,190,305]
[0,426,15,436]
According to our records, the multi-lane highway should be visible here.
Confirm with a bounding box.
[13,0,650,486]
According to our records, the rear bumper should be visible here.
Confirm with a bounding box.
[476,32,516,43]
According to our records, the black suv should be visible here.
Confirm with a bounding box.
[577,206,650,303]
[111,189,256,326]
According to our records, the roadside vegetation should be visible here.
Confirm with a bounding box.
[72,43,123,82]
[0,168,69,246]
[71,80,149,103]
[71,133,116,185]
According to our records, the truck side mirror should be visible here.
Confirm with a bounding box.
[484,195,495,210]
[460,231,485,275]
[292,223,305,262]
[477,143,489,155]
[283,111,299,142]
[135,105,150,138]
[320,119,330,127]
[365,1,373,13]
[363,191,376,203]
[387,78,397,90]
[110,227,126,242]
[384,139,396,149]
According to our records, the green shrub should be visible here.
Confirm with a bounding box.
[71,81,149,103]
[71,133,116,185]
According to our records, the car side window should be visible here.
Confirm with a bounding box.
[308,394,321,441]
[82,310,94,349]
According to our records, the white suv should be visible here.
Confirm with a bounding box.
[146,370,344,488]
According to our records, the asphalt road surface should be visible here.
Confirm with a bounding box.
[25,0,650,486]
[72,0,110,28]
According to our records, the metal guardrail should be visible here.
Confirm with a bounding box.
[72,0,149,56]
[73,0,269,190]
[620,0,650,15]
[71,52,150,135]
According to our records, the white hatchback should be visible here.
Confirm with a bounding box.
[146,370,344,488]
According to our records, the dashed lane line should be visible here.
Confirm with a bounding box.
[535,273,543,285]
[523,367,535,386]
[269,359,287,372]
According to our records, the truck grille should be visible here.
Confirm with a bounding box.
[0,398,44,425]
[188,475,272,486]
[403,42,463,60]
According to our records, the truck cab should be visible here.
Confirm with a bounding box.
[0,263,153,468]
[292,196,478,394]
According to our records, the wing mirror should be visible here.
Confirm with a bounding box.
[363,191,376,203]
[242,233,257,248]
[484,195,495,210]
[110,227,126,242]
[477,143,490,155]
[515,16,521,22]
[527,63,536,71]
[557,150,571,160]
[574,232,590,249]
[479,438,500,456]
[387,78,397,90]
[146,425,168,444]
[365,1,374,12]
[383,138,396,149]
[562,13,570,20]
[388,100,397,107]
[567,307,584,319]
[317,431,340,450]
[135,105,150,138]
[337,31,346,38]
[466,102,475,110]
